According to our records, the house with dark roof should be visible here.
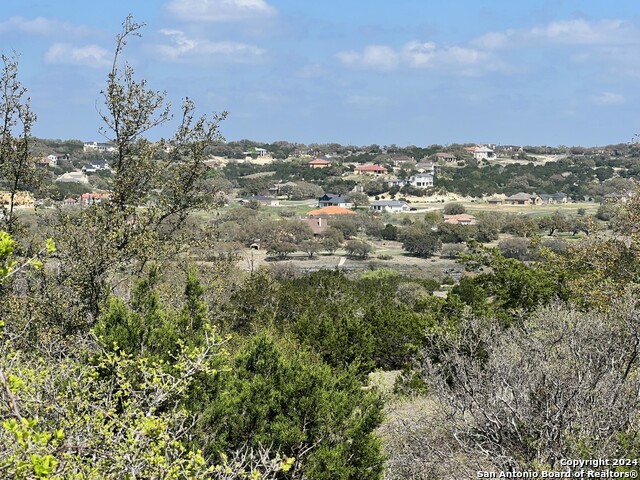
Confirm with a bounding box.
[318,193,352,208]
[538,192,568,204]
[504,192,542,205]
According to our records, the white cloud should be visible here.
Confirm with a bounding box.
[338,41,495,74]
[473,19,640,50]
[592,92,625,106]
[402,41,436,67]
[165,0,276,22]
[336,45,399,71]
[0,16,89,36]
[156,29,266,62]
[45,43,111,68]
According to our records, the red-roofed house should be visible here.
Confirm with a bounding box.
[355,164,387,176]
[443,214,477,225]
[309,159,331,169]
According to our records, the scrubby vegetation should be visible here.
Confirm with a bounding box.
[2,15,640,480]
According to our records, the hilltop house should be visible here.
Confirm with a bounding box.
[387,172,434,189]
[309,159,331,169]
[82,159,111,173]
[355,164,387,176]
[415,161,441,175]
[83,141,116,153]
[473,146,496,161]
[408,173,434,188]
[434,152,456,163]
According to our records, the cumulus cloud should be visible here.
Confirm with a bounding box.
[473,19,640,49]
[591,92,625,106]
[0,16,89,36]
[45,43,111,68]
[338,41,495,73]
[336,45,399,71]
[156,29,266,62]
[165,0,276,22]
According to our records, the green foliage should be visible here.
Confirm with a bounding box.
[345,239,372,259]
[443,202,466,215]
[399,223,442,257]
[200,334,384,479]
[381,223,398,241]
[459,244,565,315]
[266,241,297,260]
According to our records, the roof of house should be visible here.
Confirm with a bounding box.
[307,206,356,216]
[474,146,495,153]
[506,192,539,201]
[443,214,477,224]
[310,158,331,164]
[355,164,387,171]
[253,195,276,201]
[539,192,567,199]
[435,152,455,158]
[412,173,434,179]
[371,200,409,207]
[319,193,350,203]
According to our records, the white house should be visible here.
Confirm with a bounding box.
[369,200,410,213]
[473,146,495,161]
[387,173,434,189]
[83,141,116,153]
[408,173,434,188]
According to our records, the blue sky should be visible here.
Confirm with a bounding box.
[2,0,639,147]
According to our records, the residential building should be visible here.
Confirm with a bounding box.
[408,173,434,188]
[318,193,353,208]
[79,192,111,205]
[386,172,434,189]
[443,214,477,225]
[415,161,441,175]
[504,192,542,205]
[472,146,496,161]
[309,159,331,169]
[539,192,568,204]
[238,195,279,207]
[304,217,330,236]
[354,164,387,176]
[434,152,456,163]
[369,200,410,213]
[83,141,116,153]
[82,159,112,173]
